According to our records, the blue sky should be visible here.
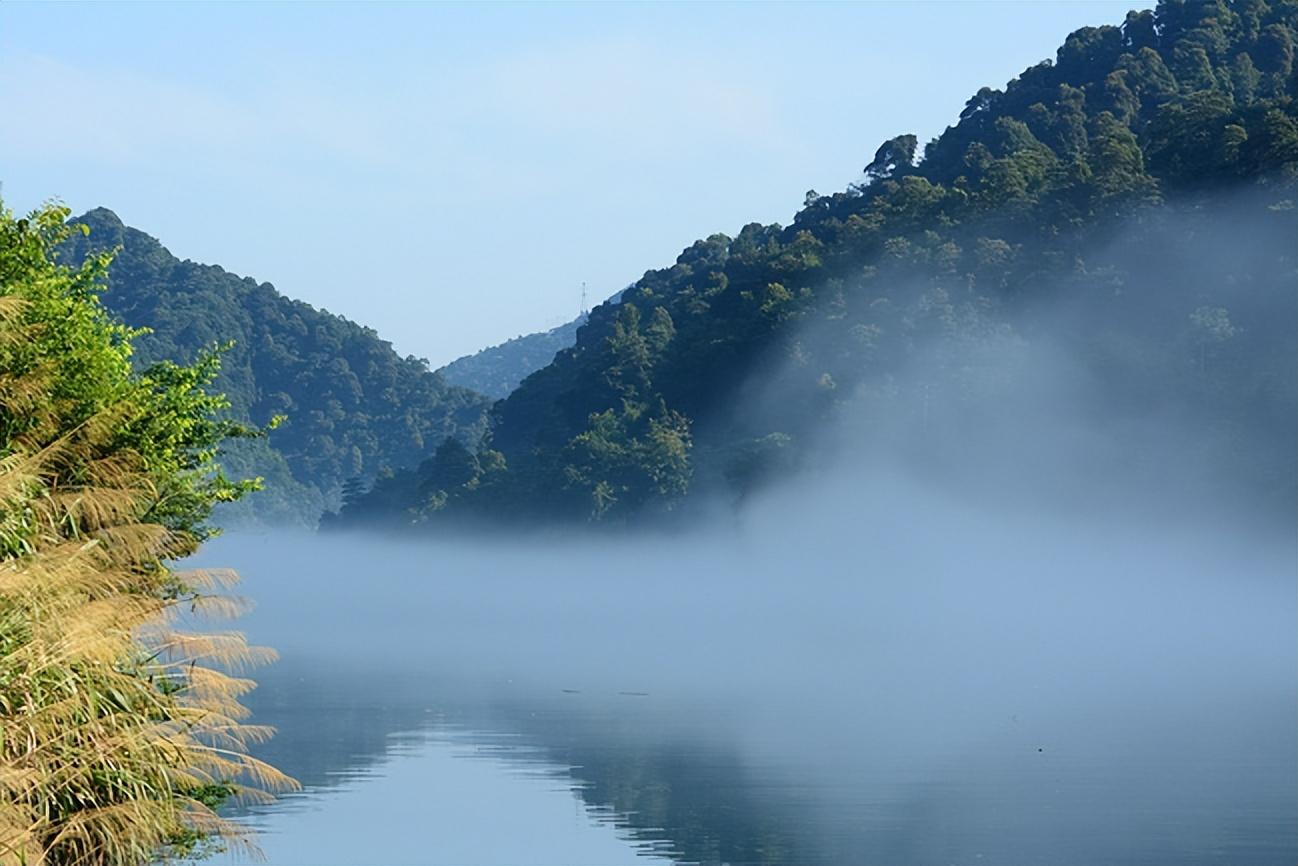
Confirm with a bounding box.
[2,1,1146,367]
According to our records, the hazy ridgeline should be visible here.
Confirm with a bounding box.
[330,174,1298,532]
[766,185,1296,530]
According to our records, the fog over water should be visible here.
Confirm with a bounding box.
[199,425,1296,864]
[201,193,1296,864]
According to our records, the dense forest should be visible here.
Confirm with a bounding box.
[332,0,1298,531]
[438,313,589,399]
[55,210,491,526]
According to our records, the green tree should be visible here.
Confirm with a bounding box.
[1089,111,1160,205]
[864,134,919,184]
[604,304,653,401]
[1230,51,1262,102]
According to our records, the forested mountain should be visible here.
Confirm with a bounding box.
[331,0,1298,531]
[55,210,491,526]
[437,313,589,399]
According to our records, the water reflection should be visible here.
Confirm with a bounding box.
[216,717,674,866]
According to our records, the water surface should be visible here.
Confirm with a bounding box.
[199,510,1296,866]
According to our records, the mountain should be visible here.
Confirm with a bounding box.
[328,0,1298,531]
[437,288,627,400]
[55,210,492,526]
[437,314,588,400]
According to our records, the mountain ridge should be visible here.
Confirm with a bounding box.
[331,0,1298,530]
[437,314,588,400]
[56,208,493,525]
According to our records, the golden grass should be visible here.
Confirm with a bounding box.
[0,297,296,865]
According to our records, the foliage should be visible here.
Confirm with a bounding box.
[0,202,296,865]
[332,0,1298,530]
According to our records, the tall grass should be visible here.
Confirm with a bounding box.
[0,212,296,865]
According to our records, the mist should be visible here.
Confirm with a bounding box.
[201,361,1294,864]
[196,186,1295,866]
[204,506,1292,862]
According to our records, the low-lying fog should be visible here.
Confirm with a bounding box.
[199,451,1294,863]
[200,288,1295,864]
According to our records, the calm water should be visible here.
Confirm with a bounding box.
[196,512,1296,866]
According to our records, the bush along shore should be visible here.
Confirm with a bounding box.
[0,202,295,866]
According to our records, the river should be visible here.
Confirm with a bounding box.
[196,505,1296,866]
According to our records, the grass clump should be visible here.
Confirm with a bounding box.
[0,202,296,865]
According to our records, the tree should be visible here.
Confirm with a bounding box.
[1100,76,1140,132]
[864,134,919,184]
[1146,90,1237,183]
[604,304,653,401]
[1243,107,1298,171]
[1089,111,1160,206]
[1117,47,1179,102]
[960,87,1000,121]
[417,436,480,497]
[1230,52,1263,103]
[560,400,692,522]
[1255,22,1295,90]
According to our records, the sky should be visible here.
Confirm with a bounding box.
[1,1,1147,367]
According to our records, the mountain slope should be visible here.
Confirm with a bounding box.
[437,287,627,400]
[56,210,492,525]
[332,0,1298,530]
[437,314,588,400]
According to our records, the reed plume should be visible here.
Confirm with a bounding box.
[0,203,296,865]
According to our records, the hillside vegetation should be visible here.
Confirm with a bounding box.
[333,0,1298,530]
[56,211,491,526]
[438,314,588,400]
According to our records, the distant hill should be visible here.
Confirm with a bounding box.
[438,288,626,400]
[437,314,587,400]
[331,0,1298,530]
[56,210,492,526]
